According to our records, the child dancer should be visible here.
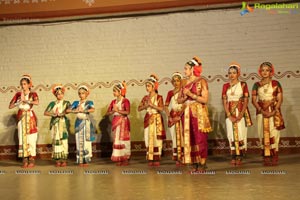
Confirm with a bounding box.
[106,82,131,166]
[138,74,165,167]
[9,75,39,168]
[44,84,70,167]
[67,85,95,167]
[165,72,184,166]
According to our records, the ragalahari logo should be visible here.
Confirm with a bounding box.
[240,2,254,16]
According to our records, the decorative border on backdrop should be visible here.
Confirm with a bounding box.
[0,0,260,22]
[1,71,299,93]
[1,137,299,160]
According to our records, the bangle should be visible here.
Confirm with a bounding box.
[226,112,231,117]
[193,94,197,99]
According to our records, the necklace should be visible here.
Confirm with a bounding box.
[262,82,270,93]
[173,88,180,94]
[230,82,238,96]
[116,97,123,104]
[261,78,271,94]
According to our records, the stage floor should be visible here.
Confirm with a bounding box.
[1,154,299,200]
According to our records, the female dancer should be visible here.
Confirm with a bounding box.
[252,62,285,166]
[44,84,70,167]
[222,63,252,166]
[67,85,95,167]
[106,82,131,166]
[165,72,184,166]
[9,75,39,168]
[178,57,212,172]
[138,74,165,167]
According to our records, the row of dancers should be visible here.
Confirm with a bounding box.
[8,57,285,171]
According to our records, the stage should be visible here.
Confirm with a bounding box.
[0,154,299,200]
